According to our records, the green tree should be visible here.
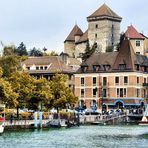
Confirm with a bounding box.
[50,73,78,112]
[0,56,22,77]
[29,47,43,56]
[81,42,97,61]
[15,42,28,56]
[116,33,125,51]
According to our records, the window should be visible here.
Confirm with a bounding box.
[40,66,43,70]
[93,77,97,86]
[93,65,100,72]
[137,77,139,84]
[136,89,140,97]
[44,66,47,70]
[93,88,97,97]
[115,77,119,85]
[96,24,98,28]
[136,40,140,47]
[27,67,30,70]
[95,34,97,38]
[103,89,107,97]
[144,78,147,83]
[135,64,140,71]
[81,78,85,86]
[81,89,84,97]
[124,76,128,84]
[103,77,107,86]
[117,88,126,97]
[119,64,126,70]
[136,52,140,54]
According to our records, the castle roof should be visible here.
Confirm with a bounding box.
[64,25,83,43]
[76,30,88,44]
[87,4,122,21]
[125,25,145,39]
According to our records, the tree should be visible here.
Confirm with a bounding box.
[81,42,97,61]
[15,42,28,56]
[8,71,35,117]
[0,67,18,108]
[50,73,78,112]
[29,47,43,56]
[3,45,16,56]
[0,56,22,77]
[27,78,52,111]
[116,33,125,51]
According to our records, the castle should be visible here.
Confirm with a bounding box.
[64,4,148,58]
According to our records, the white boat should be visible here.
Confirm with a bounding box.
[139,105,148,125]
[0,104,5,133]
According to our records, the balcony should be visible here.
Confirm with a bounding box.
[143,83,148,87]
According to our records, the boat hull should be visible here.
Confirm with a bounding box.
[139,121,148,126]
[0,123,4,133]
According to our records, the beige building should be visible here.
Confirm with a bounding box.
[64,4,122,58]
[74,40,148,111]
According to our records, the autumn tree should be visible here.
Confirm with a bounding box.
[0,56,22,77]
[50,73,78,112]
[27,78,52,111]
[8,71,35,117]
[0,67,18,108]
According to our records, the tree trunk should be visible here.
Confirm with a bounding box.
[17,106,19,119]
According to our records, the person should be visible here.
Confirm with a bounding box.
[10,114,14,124]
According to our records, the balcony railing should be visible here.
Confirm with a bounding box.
[143,83,148,87]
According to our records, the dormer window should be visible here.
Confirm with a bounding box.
[135,64,140,71]
[103,65,111,71]
[119,64,126,70]
[93,65,100,72]
[81,66,88,73]
[36,67,39,70]
[45,66,47,70]
[27,67,30,70]
[40,66,43,70]
[136,40,140,47]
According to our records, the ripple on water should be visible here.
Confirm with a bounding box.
[0,125,148,148]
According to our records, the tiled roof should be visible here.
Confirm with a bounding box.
[22,56,74,74]
[87,4,122,20]
[77,52,118,73]
[76,30,88,44]
[64,25,83,42]
[77,39,148,73]
[125,25,145,39]
[112,40,137,71]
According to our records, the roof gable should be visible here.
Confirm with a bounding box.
[112,40,137,71]
[125,25,144,39]
[64,25,83,42]
[87,4,122,20]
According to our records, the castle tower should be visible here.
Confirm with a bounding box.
[64,25,83,57]
[87,4,122,52]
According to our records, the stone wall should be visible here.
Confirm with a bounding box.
[88,20,120,52]
[75,42,87,58]
[64,41,75,57]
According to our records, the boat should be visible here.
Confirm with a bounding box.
[0,104,5,133]
[139,105,148,125]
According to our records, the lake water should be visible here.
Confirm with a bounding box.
[0,125,148,148]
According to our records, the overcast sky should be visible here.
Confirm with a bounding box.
[0,0,148,53]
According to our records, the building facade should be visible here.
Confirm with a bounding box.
[74,40,148,111]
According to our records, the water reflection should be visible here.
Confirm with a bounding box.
[0,125,148,148]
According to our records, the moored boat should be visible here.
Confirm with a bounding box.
[139,105,148,125]
[0,104,5,133]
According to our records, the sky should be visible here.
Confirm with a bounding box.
[0,0,148,53]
